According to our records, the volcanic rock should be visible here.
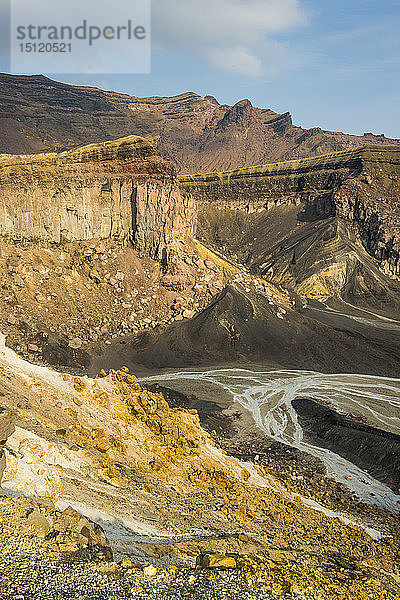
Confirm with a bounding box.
[199,553,237,569]
[0,407,14,495]
[0,136,195,261]
[182,146,400,279]
[26,510,51,538]
[0,74,399,173]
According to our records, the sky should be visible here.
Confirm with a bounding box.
[1,0,400,138]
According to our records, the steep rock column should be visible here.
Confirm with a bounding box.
[133,181,197,260]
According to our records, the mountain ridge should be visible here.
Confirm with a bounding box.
[1,73,399,173]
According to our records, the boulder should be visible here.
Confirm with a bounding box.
[53,506,112,558]
[97,562,120,574]
[28,344,40,353]
[183,309,196,319]
[204,259,218,271]
[0,497,113,561]
[161,274,187,292]
[198,553,237,569]
[26,509,51,538]
[68,338,83,349]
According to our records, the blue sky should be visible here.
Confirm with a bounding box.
[2,0,400,137]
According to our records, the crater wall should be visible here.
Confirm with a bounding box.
[180,147,400,278]
[0,136,196,260]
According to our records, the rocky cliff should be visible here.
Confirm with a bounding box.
[181,146,400,278]
[0,136,195,260]
[1,74,399,173]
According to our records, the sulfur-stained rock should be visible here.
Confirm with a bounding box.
[0,497,113,563]
[204,259,217,271]
[119,558,143,569]
[25,509,51,538]
[0,407,15,496]
[96,562,120,574]
[199,553,237,569]
[52,506,112,557]
[143,565,158,577]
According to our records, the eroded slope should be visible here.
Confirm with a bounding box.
[0,335,400,599]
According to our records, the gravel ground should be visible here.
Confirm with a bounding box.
[0,551,316,600]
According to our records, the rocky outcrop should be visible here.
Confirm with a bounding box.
[216,99,253,131]
[0,74,399,173]
[179,146,375,209]
[0,136,196,260]
[0,408,14,495]
[0,497,113,560]
[333,173,400,278]
[181,146,400,278]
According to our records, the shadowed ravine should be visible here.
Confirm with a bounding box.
[292,397,400,490]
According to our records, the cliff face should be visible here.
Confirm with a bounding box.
[181,146,400,278]
[1,74,399,174]
[0,136,196,259]
[333,173,400,279]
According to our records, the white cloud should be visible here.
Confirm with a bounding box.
[153,0,307,77]
[208,47,265,77]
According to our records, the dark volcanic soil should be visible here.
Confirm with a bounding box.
[292,398,400,492]
[116,285,400,378]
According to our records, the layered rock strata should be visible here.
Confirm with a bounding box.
[0,136,196,260]
[180,146,400,278]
